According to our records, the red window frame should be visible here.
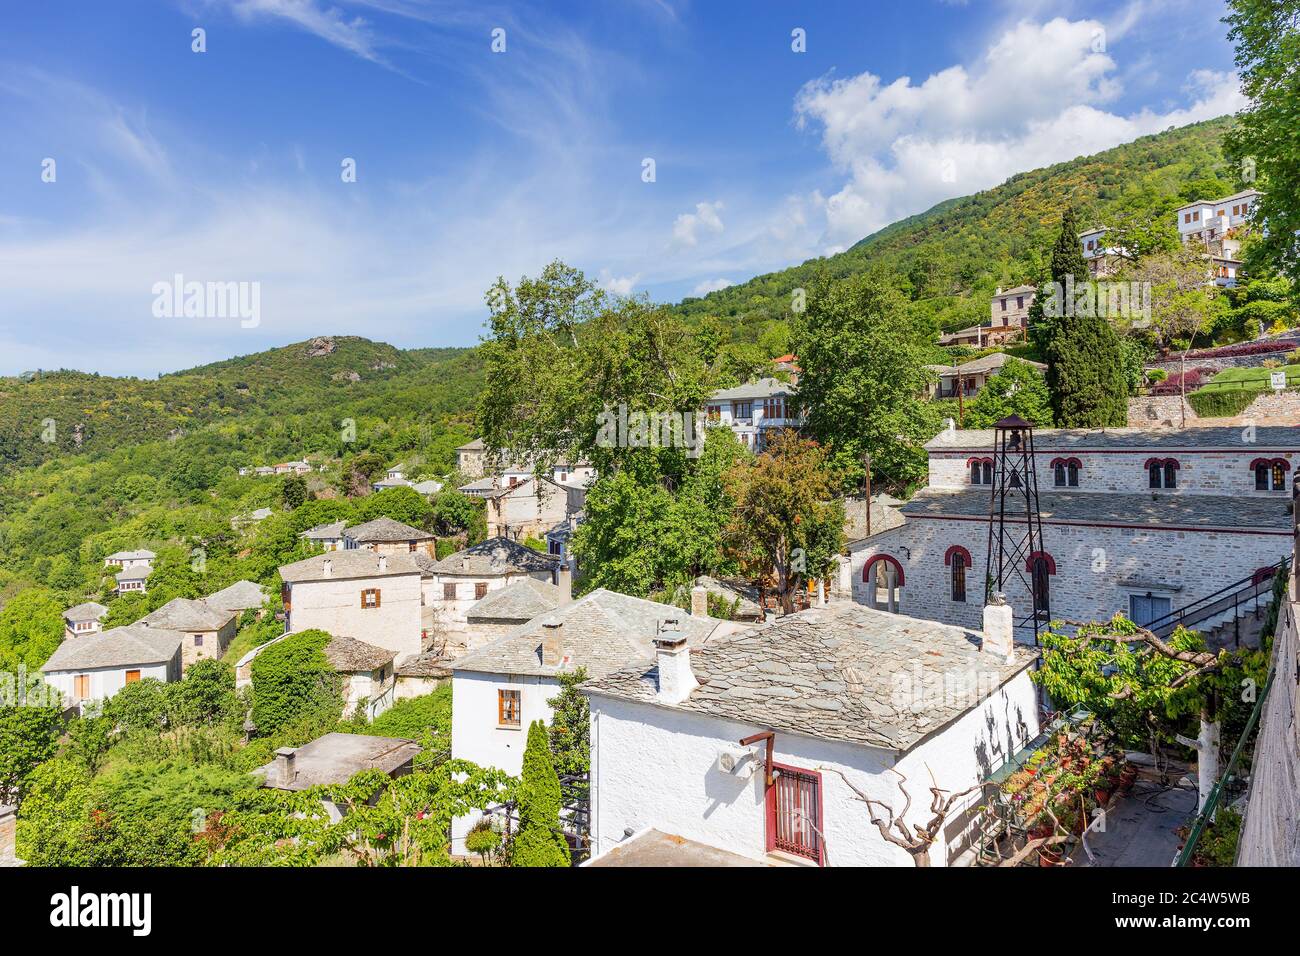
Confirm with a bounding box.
[765,763,825,866]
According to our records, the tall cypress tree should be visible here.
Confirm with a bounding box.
[511,720,570,867]
[1038,207,1129,427]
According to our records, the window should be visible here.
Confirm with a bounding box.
[443,583,457,600]
[475,582,489,600]
[951,553,967,603]
[1031,557,1051,618]
[1184,212,1191,224]
[125,670,141,684]
[1000,298,1007,311]
[1017,296,1024,309]
[193,634,204,646]
[969,458,993,485]
[1067,461,1079,487]
[1256,463,1270,490]
[498,689,521,727]
[734,401,753,420]
[1148,462,1162,488]
[706,404,722,421]
[74,675,90,700]
[1164,461,1178,489]
[409,542,418,553]
[1193,210,1200,221]
[361,588,381,609]
[1054,462,1066,487]
[1129,594,1172,628]
[762,396,786,420]
[1147,458,1178,489]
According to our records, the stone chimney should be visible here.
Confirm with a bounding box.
[690,584,709,618]
[378,554,387,572]
[557,560,573,601]
[462,556,471,571]
[322,558,332,577]
[540,617,564,667]
[982,593,1015,663]
[273,747,297,787]
[0,804,20,866]
[654,618,695,704]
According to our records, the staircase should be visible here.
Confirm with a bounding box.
[1146,557,1289,650]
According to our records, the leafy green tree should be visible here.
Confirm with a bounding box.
[512,720,569,867]
[281,475,309,509]
[431,490,485,538]
[354,486,433,528]
[104,677,172,733]
[1224,0,1300,290]
[0,701,62,804]
[792,271,938,492]
[0,588,66,670]
[722,430,844,614]
[249,629,343,736]
[64,715,114,774]
[963,358,1053,428]
[546,668,590,777]
[171,659,239,727]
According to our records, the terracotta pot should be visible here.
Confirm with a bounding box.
[1039,846,1063,867]
[1094,788,1112,806]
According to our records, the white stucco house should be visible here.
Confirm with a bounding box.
[279,550,424,665]
[301,520,349,552]
[63,602,109,640]
[140,597,239,670]
[448,586,746,854]
[849,423,1296,641]
[702,377,800,452]
[582,600,1039,867]
[103,549,155,571]
[114,564,151,595]
[41,623,183,711]
[423,537,562,635]
[323,634,398,719]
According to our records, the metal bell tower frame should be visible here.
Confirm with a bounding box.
[983,415,1048,645]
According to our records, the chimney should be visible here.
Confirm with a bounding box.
[322,559,332,577]
[654,618,695,704]
[273,747,297,787]
[0,804,19,866]
[690,584,709,619]
[378,554,387,572]
[462,556,470,571]
[982,592,1015,663]
[540,617,564,667]
[557,560,573,601]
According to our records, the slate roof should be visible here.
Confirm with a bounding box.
[204,580,267,613]
[256,733,421,791]
[466,577,565,623]
[106,549,155,561]
[454,588,721,679]
[301,521,348,540]
[344,517,433,543]
[142,597,236,631]
[323,635,395,672]
[692,576,762,619]
[64,602,109,623]
[706,377,793,402]
[843,493,907,542]
[925,353,1046,376]
[456,438,486,451]
[279,550,423,583]
[42,624,182,672]
[411,480,443,495]
[926,424,1299,453]
[115,565,152,581]
[899,487,1294,531]
[583,602,1037,752]
[395,651,454,679]
[432,536,560,577]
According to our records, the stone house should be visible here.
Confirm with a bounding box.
[343,517,436,557]
[461,576,567,656]
[141,597,239,669]
[924,352,1045,401]
[483,476,575,541]
[41,623,183,711]
[323,634,398,719]
[582,601,1038,867]
[848,424,1296,639]
[63,602,109,640]
[255,733,422,823]
[301,520,348,552]
[114,564,151,595]
[103,549,155,571]
[422,537,562,633]
[279,550,425,665]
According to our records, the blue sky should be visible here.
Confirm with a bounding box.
[0,0,1243,376]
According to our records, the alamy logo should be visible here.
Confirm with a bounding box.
[1042,275,1150,321]
[595,403,705,457]
[49,886,152,936]
[151,273,261,328]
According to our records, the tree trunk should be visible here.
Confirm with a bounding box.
[1196,702,1220,813]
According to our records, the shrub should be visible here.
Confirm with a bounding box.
[1188,388,1260,419]
[248,629,343,736]
[464,817,502,863]
[511,720,569,867]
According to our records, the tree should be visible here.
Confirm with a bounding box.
[354,486,433,528]
[170,659,239,727]
[1224,0,1300,290]
[512,720,569,867]
[1035,208,1130,427]
[0,588,66,671]
[281,475,308,509]
[792,271,938,492]
[64,715,114,774]
[104,677,172,733]
[0,701,62,804]
[248,629,343,736]
[546,668,590,778]
[722,430,844,614]
[963,358,1053,428]
[431,490,486,539]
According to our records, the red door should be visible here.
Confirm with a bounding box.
[766,764,824,865]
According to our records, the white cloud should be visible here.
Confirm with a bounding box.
[671,200,725,248]
[598,270,641,296]
[692,277,733,296]
[794,17,1248,249]
[226,0,385,63]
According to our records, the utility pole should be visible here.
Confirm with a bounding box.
[862,452,872,538]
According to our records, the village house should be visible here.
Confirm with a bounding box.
[456,438,488,478]
[278,550,425,664]
[462,576,568,655]
[274,460,312,475]
[449,585,747,853]
[1176,189,1261,288]
[544,516,579,564]
[343,517,436,557]
[141,598,239,669]
[204,579,268,615]
[703,377,800,452]
[422,537,563,636]
[103,549,154,572]
[114,564,151,595]
[41,623,183,711]
[939,287,1037,349]
[255,733,422,822]
[456,438,595,487]
[1079,226,1127,277]
[323,634,398,719]
[63,602,109,640]
[924,353,1046,401]
[483,475,580,541]
[581,600,1038,867]
[847,422,1296,641]
[301,520,349,552]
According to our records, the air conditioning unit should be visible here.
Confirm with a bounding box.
[717,747,754,775]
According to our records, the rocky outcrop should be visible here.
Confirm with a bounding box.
[305,336,337,357]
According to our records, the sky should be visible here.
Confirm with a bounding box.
[0,0,1246,376]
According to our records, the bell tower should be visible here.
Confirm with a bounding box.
[983,415,1048,644]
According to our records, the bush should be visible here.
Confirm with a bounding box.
[464,817,502,863]
[511,720,569,867]
[248,629,343,736]
[1188,388,1260,419]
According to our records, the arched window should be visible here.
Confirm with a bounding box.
[1272,459,1290,491]
[1053,462,1066,487]
[983,460,993,484]
[1164,460,1178,489]
[970,459,983,484]
[1255,463,1269,490]
[1146,457,1178,489]
[1066,460,1079,487]
[1148,461,1162,488]
[1025,551,1055,619]
[951,553,967,602]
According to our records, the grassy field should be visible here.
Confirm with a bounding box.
[1187,363,1300,417]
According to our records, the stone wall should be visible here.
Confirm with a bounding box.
[1128,390,1300,426]
[1237,572,1300,866]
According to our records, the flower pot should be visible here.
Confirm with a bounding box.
[1094,788,1112,806]
[1038,846,1063,867]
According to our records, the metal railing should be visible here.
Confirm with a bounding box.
[1144,557,1289,639]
